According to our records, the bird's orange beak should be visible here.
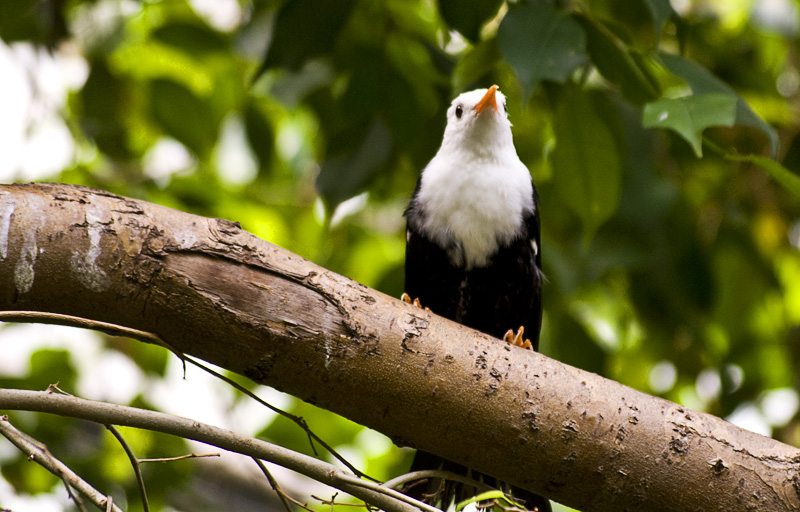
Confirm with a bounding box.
[474,85,499,114]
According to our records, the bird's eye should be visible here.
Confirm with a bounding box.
[503,100,508,113]
[455,105,463,119]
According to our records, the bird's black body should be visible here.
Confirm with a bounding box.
[401,86,548,511]
[404,183,543,348]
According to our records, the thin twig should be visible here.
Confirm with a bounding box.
[0,311,374,481]
[0,415,124,512]
[382,469,494,493]
[252,457,300,512]
[334,473,441,512]
[313,493,375,508]
[183,355,374,480]
[61,475,90,512]
[138,453,220,463]
[105,424,150,512]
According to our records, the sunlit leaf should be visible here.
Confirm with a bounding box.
[438,0,503,42]
[498,1,588,97]
[643,93,737,157]
[456,490,510,511]
[659,53,779,157]
[552,88,621,240]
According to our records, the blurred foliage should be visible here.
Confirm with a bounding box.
[1,0,800,511]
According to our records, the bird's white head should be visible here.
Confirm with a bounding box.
[413,85,532,269]
[440,85,514,158]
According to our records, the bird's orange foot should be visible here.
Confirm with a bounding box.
[401,293,430,311]
[503,326,532,350]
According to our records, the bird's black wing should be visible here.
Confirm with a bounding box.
[403,182,466,319]
[522,183,544,348]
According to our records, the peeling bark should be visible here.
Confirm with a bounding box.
[0,182,798,511]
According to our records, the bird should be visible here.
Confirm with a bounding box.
[402,85,549,511]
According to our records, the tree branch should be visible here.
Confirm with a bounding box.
[0,415,124,512]
[0,389,425,512]
[0,183,798,511]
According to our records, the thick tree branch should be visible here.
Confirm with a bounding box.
[0,182,798,511]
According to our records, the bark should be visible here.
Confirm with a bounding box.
[0,182,798,512]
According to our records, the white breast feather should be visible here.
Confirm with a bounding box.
[418,153,532,269]
[414,87,534,269]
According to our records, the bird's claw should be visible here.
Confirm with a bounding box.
[401,293,430,311]
[503,326,532,350]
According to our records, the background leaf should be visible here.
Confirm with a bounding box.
[437,0,503,43]
[498,1,588,97]
[643,0,675,39]
[551,87,622,240]
[659,53,780,157]
[150,79,219,157]
[316,118,393,210]
[643,93,737,157]
[261,0,357,72]
[576,14,661,104]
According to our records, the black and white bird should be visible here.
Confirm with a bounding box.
[403,86,548,511]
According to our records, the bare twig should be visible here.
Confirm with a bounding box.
[61,475,90,512]
[138,453,220,463]
[105,425,149,512]
[252,457,301,512]
[0,389,426,512]
[382,469,494,493]
[313,492,374,508]
[183,353,374,481]
[0,415,124,512]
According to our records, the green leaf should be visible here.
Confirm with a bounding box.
[150,79,218,157]
[261,0,357,72]
[643,93,737,157]
[452,38,501,93]
[455,491,510,511]
[575,14,660,105]
[316,118,392,210]
[244,101,275,170]
[659,53,779,157]
[438,0,503,42]
[643,0,675,38]
[0,0,67,47]
[153,21,229,57]
[79,62,135,160]
[552,88,622,240]
[727,154,800,198]
[498,1,588,97]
